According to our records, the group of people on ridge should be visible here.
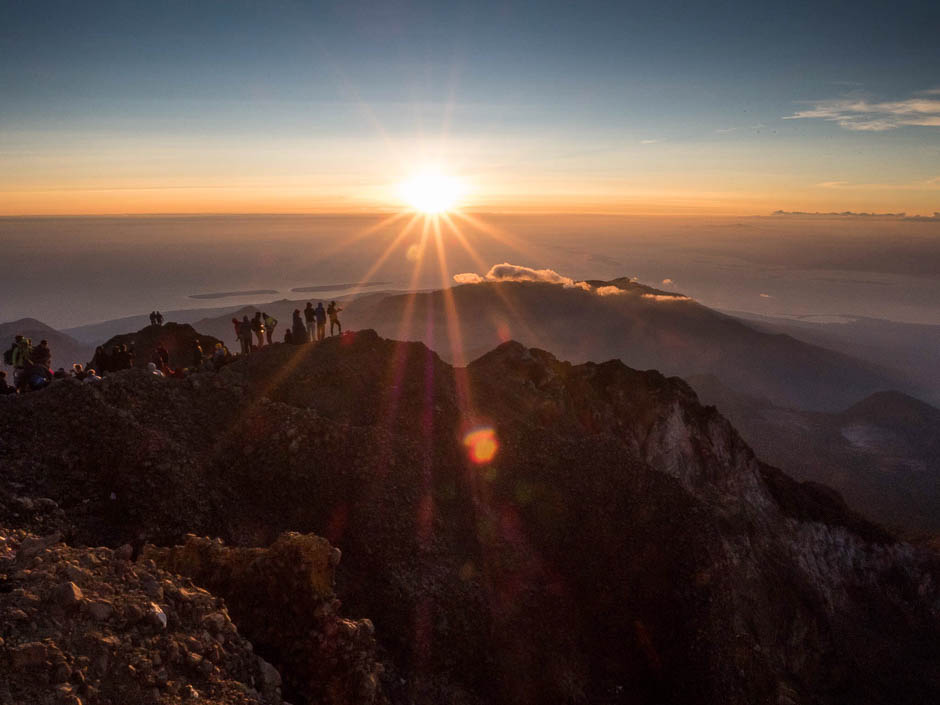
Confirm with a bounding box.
[233,301,341,353]
[3,299,346,395]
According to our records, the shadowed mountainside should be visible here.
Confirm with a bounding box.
[0,330,938,705]
[689,377,940,537]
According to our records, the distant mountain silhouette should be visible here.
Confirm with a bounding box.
[331,278,907,411]
[0,318,93,371]
[689,377,940,536]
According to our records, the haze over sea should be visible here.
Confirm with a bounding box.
[2,212,938,330]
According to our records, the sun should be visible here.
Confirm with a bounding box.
[400,168,462,214]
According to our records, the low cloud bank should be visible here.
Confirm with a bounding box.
[454,263,591,290]
[642,293,691,302]
[454,263,691,302]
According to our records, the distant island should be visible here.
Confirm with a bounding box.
[290,281,391,293]
[189,289,279,300]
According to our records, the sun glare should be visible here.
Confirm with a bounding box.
[400,169,462,214]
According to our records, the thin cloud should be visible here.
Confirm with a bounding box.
[642,293,691,302]
[759,293,773,298]
[784,89,940,131]
[639,139,662,144]
[661,278,674,285]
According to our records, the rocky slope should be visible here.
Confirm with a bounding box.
[1,330,938,704]
[689,377,940,536]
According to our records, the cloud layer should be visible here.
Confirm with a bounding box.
[454,263,591,290]
[784,90,940,131]
[454,264,692,302]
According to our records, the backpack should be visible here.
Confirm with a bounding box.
[3,345,13,365]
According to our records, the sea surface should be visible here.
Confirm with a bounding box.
[1,213,938,329]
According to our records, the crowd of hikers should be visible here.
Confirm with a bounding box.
[2,300,344,395]
[231,301,341,353]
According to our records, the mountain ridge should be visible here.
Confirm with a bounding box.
[1,329,937,704]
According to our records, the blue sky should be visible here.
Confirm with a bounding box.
[2,0,939,214]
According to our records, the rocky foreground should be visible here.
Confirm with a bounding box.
[1,330,939,705]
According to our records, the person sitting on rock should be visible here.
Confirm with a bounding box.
[23,362,52,391]
[327,301,342,336]
[147,362,165,377]
[0,370,15,394]
[263,312,278,345]
[83,368,102,383]
[212,342,230,371]
[72,363,87,381]
[89,346,108,376]
[284,328,293,345]
[32,339,52,369]
[53,367,69,380]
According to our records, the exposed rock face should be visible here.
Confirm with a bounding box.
[0,527,286,705]
[0,329,938,705]
[143,533,385,705]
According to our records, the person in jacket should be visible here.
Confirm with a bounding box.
[263,312,278,345]
[327,301,342,336]
[251,312,266,348]
[291,309,306,344]
[0,370,15,394]
[304,302,316,342]
[32,339,51,368]
[238,315,253,355]
[11,335,32,388]
[192,339,204,368]
[315,302,327,341]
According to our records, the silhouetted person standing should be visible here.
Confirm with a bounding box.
[291,309,306,344]
[156,311,164,326]
[315,302,327,341]
[238,315,252,355]
[304,302,316,342]
[251,311,266,348]
[327,301,342,336]
[149,311,157,326]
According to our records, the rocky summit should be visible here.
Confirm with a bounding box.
[1,330,938,705]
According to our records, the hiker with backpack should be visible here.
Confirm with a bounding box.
[315,302,327,341]
[251,312,266,348]
[7,335,32,388]
[263,312,278,345]
[327,301,342,336]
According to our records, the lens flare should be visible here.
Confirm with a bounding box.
[463,427,498,464]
